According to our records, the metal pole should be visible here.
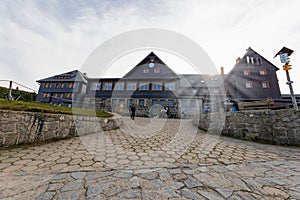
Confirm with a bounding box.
[286,70,298,110]
[8,81,13,101]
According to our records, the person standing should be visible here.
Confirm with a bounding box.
[130,104,136,120]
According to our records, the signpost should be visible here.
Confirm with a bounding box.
[274,47,298,110]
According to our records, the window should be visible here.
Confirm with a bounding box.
[181,100,187,107]
[41,93,49,98]
[54,83,64,89]
[246,56,250,63]
[262,81,270,88]
[92,82,101,90]
[250,57,255,64]
[119,99,125,105]
[139,82,149,91]
[165,82,175,91]
[143,69,149,74]
[257,58,262,65]
[190,100,196,107]
[67,82,74,89]
[139,99,145,106]
[245,81,253,88]
[154,67,160,73]
[127,99,132,105]
[160,100,166,106]
[152,82,162,91]
[243,69,250,75]
[112,99,117,105]
[203,88,208,94]
[103,82,112,90]
[127,82,137,91]
[66,93,72,98]
[168,100,174,106]
[193,89,197,94]
[152,100,158,105]
[115,82,124,90]
[44,83,51,88]
[259,69,267,75]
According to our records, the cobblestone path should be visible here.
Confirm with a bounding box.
[0,118,299,199]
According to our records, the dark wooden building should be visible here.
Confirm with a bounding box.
[224,47,281,101]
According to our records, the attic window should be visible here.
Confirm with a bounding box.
[257,58,262,65]
[250,57,255,64]
[246,56,250,63]
[154,67,160,73]
[143,69,149,74]
[150,58,155,62]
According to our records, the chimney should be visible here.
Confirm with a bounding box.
[236,57,241,63]
[220,67,224,75]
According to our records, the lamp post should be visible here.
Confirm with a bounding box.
[274,47,298,110]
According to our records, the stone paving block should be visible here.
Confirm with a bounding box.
[71,172,86,180]
[61,180,83,192]
[184,177,203,188]
[36,192,56,200]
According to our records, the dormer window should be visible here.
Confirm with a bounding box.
[103,82,113,90]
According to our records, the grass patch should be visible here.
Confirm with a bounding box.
[0,98,112,118]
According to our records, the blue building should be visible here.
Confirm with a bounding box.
[36,70,88,107]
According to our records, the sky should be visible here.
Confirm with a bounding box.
[1,0,300,94]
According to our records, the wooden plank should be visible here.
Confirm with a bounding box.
[238,100,275,110]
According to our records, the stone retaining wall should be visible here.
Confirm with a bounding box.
[193,109,300,146]
[0,110,122,147]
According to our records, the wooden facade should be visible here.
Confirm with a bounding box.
[36,49,284,115]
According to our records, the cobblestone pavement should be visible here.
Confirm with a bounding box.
[0,118,300,199]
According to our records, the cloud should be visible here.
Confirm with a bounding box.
[0,0,300,94]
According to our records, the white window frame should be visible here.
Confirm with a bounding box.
[103,82,113,90]
[152,82,162,91]
[127,82,137,91]
[115,82,124,90]
[245,81,253,88]
[139,82,149,91]
[165,82,175,91]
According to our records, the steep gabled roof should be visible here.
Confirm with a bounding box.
[122,52,179,80]
[36,70,88,83]
[225,47,280,81]
[247,47,280,70]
